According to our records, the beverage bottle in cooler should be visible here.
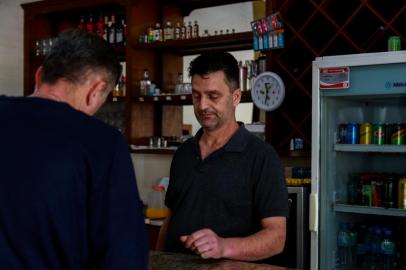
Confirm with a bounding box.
[355,224,368,269]
[370,227,383,270]
[381,228,395,270]
[337,223,352,270]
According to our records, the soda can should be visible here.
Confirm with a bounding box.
[360,123,372,144]
[373,123,385,145]
[388,36,401,51]
[385,123,393,144]
[382,176,396,208]
[371,174,383,207]
[338,124,347,144]
[391,124,405,145]
[398,178,406,209]
[346,123,359,144]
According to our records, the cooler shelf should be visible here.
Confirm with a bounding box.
[334,144,406,153]
[334,203,406,218]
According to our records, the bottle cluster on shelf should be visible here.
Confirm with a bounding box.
[35,37,57,57]
[238,54,267,91]
[337,222,399,270]
[347,172,406,209]
[138,20,200,43]
[338,123,406,145]
[78,13,126,46]
[251,12,284,51]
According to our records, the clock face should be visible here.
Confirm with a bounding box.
[251,72,285,111]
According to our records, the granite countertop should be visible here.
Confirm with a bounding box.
[149,251,294,270]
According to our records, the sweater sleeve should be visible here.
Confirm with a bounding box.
[90,135,149,270]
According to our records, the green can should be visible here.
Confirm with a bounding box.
[388,36,401,51]
[373,123,386,145]
[391,124,405,145]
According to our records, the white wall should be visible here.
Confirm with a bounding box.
[0,0,38,96]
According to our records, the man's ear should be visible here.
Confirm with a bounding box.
[35,66,43,90]
[233,88,242,106]
[86,80,107,107]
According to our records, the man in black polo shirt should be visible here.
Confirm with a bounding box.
[157,51,288,262]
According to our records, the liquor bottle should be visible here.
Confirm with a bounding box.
[147,26,154,43]
[109,15,116,44]
[192,20,199,38]
[174,22,181,40]
[78,15,85,31]
[96,14,104,38]
[180,22,186,40]
[103,16,109,41]
[115,18,124,46]
[153,22,162,42]
[140,69,151,96]
[122,19,127,46]
[186,21,192,39]
[164,21,174,41]
[86,14,95,33]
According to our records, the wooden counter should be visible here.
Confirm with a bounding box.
[149,251,294,270]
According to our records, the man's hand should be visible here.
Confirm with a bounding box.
[180,228,226,259]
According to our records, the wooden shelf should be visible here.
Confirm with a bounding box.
[134,31,253,55]
[132,90,253,105]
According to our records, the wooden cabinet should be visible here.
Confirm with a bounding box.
[21,0,254,149]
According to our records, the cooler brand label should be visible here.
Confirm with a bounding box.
[319,67,350,89]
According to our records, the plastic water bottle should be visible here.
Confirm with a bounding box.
[337,223,352,270]
[372,227,383,270]
[381,229,395,270]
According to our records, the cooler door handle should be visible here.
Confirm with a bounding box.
[309,192,318,232]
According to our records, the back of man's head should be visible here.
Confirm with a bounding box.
[41,29,121,90]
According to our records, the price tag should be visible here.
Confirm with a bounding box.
[180,95,186,100]
[139,97,144,102]
[165,96,172,101]
[153,96,159,101]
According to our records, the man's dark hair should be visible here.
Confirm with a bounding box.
[41,29,121,89]
[188,51,239,91]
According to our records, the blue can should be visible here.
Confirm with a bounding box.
[346,123,359,144]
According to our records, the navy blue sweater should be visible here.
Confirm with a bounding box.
[0,96,148,270]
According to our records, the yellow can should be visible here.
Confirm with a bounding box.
[398,178,406,209]
[360,123,372,144]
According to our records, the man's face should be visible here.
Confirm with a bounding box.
[191,71,240,131]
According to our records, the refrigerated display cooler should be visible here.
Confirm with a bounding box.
[311,51,406,270]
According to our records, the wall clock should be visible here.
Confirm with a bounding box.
[251,71,285,111]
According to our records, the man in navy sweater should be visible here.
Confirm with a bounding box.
[0,29,148,270]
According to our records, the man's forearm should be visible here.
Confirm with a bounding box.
[222,217,286,261]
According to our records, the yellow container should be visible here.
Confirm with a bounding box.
[398,178,406,209]
[146,207,169,219]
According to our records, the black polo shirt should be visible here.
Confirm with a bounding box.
[165,124,289,254]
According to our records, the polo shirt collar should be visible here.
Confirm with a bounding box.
[192,122,250,153]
